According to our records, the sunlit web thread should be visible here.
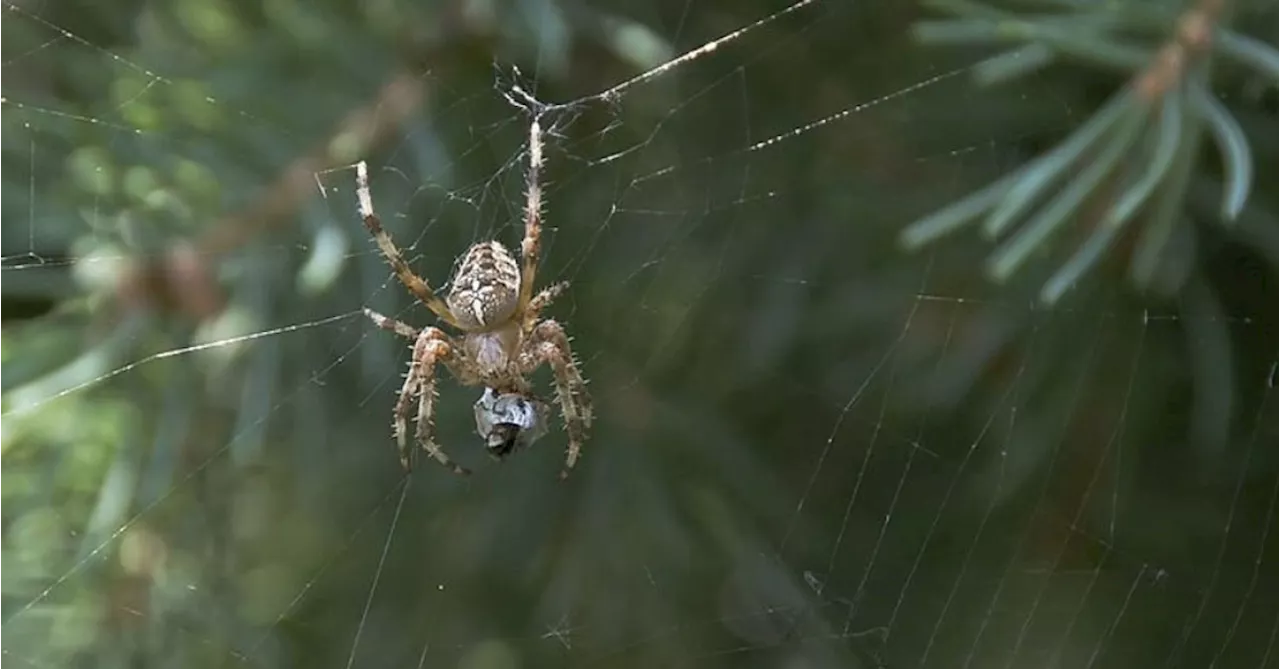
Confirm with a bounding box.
[743,66,971,154]
[840,291,964,639]
[27,136,35,253]
[2,312,359,417]
[2,28,68,64]
[244,472,414,659]
[1056,315,1153,661]
[779,256,935,552]
[916,346,1028,667]
[881,352,1022,648]
[771,259,937,652]
[1083,564,1151,668]
[583,0,823,105]
[1005,310,1151,667]
[590,65,972,190]
[345,475,412,669]
[1,98,142,134]
[532,24,975,299]
[942,318,1055,665]
[3,314,374,626]
[818,339,907,599]
[1206,485,1276,668]
[4,2,285,134]
[6,426,236,624]
[562,66,974,305]
[1263,627,1279,669]
[831,373,915,639]
[960,302,1111,662]
[1164,368,1279,667]
[4,1,170,82]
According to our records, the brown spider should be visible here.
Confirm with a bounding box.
[358,108,592,479]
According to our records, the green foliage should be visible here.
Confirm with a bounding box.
[902,0,1278,303]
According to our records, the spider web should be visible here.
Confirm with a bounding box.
[3,1,1276,668]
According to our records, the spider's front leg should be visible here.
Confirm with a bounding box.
[356,162,458,327]
[516,115,545,313]
[397,327,471,476]
[364,308,420,339]
[523,281,568,331]
[523,319,593,479]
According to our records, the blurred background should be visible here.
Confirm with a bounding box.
[2,0,1275,667]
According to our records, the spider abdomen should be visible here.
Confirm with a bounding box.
[446,241,521,330]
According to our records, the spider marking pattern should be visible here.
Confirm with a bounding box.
[359,95,592,479]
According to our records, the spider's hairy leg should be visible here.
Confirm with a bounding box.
[524,281,568,330]
[364,308,420,339]
[517,118,545,313]
[402,327,471,476]
[392,356,420,470]
[355,162,458,327]
[524,319,592,479]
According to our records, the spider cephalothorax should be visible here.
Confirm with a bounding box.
[359,94,593,479]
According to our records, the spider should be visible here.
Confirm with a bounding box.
[358,101,592,479]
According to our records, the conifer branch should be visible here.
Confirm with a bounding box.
[901,0,1275,304]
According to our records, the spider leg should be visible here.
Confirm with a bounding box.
[516,116,545,314]
[356,162,458,327]
[523,281,568,331]
[392,358,421,470]
[523,319,592,479]
[364,308,420,339]
[402,327,471,476]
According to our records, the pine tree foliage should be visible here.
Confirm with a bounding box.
[902,0,1277,303]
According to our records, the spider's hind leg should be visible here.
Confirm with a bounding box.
[524,319,592,479]
[415,381,470,476]
[402,327,471,476]
[392,360,420,470]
